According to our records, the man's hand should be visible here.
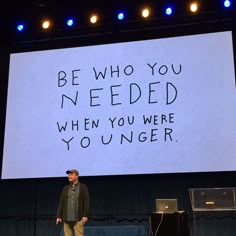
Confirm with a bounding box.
[56,218,62,224]
[81,217,88,224]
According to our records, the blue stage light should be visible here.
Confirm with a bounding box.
[224,0,231,7]
[17,24,24,32]
[165,7,173,15]
[117,12,125,20]
[66,18,74,27]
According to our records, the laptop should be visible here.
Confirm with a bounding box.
[155,199,178,213]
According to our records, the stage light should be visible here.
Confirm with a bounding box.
[117,12,125,20]
[165,7,173,15]
[66,18,74,27]
[190,2,199,13]
[90,14,98,24]
[141,8,150,18]
[224,0,231,7]
[42,20,51,30]
[17,24,24,32]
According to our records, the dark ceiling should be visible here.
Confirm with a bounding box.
[1,0,235,47]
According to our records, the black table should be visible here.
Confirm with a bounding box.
[150,211,190,236]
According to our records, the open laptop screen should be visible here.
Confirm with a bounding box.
[155,199,178,213]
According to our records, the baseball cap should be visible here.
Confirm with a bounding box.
[66,169,79,175]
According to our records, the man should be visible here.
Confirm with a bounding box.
[56,169,90,236]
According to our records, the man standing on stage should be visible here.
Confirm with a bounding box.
[56,169,90,236]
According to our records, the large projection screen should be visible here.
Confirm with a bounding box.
[1,31,236,179]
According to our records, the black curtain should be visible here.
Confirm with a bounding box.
[1,172,236,235]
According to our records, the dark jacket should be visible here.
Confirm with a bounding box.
[57,183,90,221]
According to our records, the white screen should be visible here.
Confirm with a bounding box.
[2,31,236,179]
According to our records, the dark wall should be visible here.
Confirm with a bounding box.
[1,171,236,236]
